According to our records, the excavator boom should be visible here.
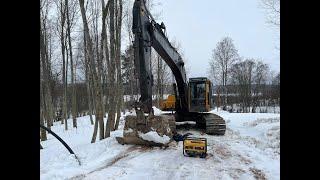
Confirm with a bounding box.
[132,0,188,113]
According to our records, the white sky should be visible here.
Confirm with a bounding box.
[154,0,280,78]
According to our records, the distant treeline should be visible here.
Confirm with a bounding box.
[213,84,280,113]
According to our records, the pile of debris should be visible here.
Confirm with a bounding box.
[116,111,176,146]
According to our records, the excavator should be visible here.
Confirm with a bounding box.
[116,0,226,146]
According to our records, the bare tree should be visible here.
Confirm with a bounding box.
[121,45,137,105]
[271,72,280,107]
[105,0,117,136]
[40,17,48,139]
[41,0,55,130]
[122,1,137,103]
[260,0,280,28]
[209,37,239,108]
[55,0,69,129]
[114,0,123,130]
[85,61,94,125]
[82,32,99,141]
[40,108,47,141]
[79,0,105,141]
[100,0,111,115]
[230,59,255,112]
[252,60,270,112]
[150,38,185,107]
[123,0,133,46]
[65,0,79,128]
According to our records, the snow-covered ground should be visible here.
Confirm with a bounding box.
[40,108,280,180]
[227,105,280,114]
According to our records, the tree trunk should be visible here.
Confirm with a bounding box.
[105,0,117,137]
[79,0,105,141]
[83,31,94,125]
[91,116,99,143]
[86,76,94,125]
[100,0,112,136]
[64,42,68,130]
[60,3,67,127]
[40,16,54,130]
[66,0,77,128]
[114,0,123,130]
[40,109,47,141]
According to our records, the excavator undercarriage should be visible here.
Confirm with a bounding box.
[175,112,226,135]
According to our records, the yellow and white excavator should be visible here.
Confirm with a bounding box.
[116,0,226,146]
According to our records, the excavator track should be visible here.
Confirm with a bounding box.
[203,113,226,135]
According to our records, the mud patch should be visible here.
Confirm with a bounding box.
[236,154,252,165]
[107,153,130,167]
[228,168,246,179]
[214,145,232,159]
[137,145,154,152]
[249,167,267,180]
[69,174,86,180]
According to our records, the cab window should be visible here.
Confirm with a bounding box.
[191,82,205,99]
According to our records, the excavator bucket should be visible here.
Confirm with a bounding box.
[116,109,176,146]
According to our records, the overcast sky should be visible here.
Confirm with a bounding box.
[153,0,279,78]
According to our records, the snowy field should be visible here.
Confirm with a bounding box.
[40,108,280,180]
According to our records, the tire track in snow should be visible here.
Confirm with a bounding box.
[71,146,154,180]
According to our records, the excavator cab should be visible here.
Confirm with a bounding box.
[188,77,212,112]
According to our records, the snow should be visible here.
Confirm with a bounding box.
[41,109,280,180]
[138,131,170,144]
[152,106,163,115]
[124,128,133,134]
[123,106,163,116]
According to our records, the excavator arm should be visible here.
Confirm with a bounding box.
[132,0,188,113]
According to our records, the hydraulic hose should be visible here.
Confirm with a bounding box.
[40,124,81,165]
